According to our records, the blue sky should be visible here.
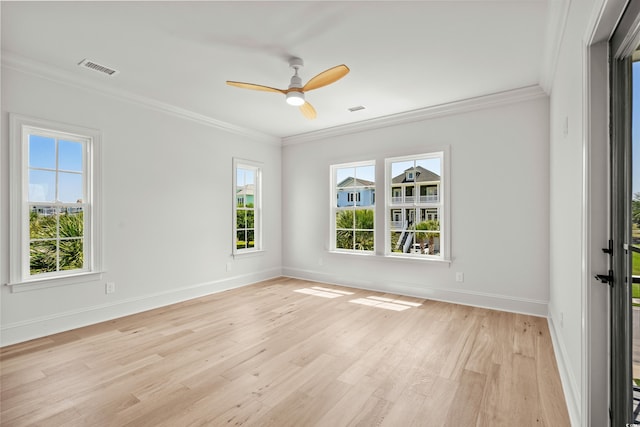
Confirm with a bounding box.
[336,165,375,184]
[28,135,84,203]
[335,158,441,186]
[236,168,255,187]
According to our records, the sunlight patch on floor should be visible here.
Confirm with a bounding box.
[294,286,355,298]
[349,296,422,311]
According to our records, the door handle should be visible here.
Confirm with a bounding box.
[595,270,613,285]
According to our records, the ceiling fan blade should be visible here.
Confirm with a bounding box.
[300,102,317,120]
[226,81,286,94]
[302,64,350,92]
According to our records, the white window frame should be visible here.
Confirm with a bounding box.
[232,158,262,255]
[8,114,103,292]
[385,150,450,261]
[330,160,376,254]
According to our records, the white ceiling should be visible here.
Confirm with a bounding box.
[1,1,553,140]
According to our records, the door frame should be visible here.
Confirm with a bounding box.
[584,0,631,425]
[609,11,635,422]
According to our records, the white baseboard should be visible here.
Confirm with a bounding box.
[282,267,549,316]
[547,313,581,427]
[0,268,281,347]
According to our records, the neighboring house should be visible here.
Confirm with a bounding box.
[390,166,441,254]
[336,177,375,207]
[236,184,255,206]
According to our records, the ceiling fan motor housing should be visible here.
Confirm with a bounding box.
[286,57,305,105]
[286,90,305,106]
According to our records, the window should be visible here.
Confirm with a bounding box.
[9,115,102,289]
[331,161,375,252]
[233,159,262,254]
[386,152,447,259]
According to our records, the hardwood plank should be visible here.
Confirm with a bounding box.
[0,277,571,426]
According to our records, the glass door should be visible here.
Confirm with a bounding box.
[609,3,640,424]
[632,53,640,423]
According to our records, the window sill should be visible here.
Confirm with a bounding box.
[7,271,104,293]
[328,250,451,264]
[385,254,451,264]
[328,250,376,257]
[233,249,265,259]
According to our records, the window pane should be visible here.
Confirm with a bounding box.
[58,172,83,203]
[247,230,255,248]
[355,209,374,230]
[30,240,57,274]
[60,238,84,270]
[390,231,403,253]
[246,210,255,229]
[336,167,355,188]
[29,170,56,202]
[354,165,375,183]
[336,230,354,250]
[336,210,354,229]
[29,135,56,169]
[236,230,247,250]
[30,206,57,239]
[236,168,246,187]
[58,140,83,172]
[59,208,84,238]
[355,231,374,251]
[391,160,414,179]
[236,209,247,229]
[416,158,441,176]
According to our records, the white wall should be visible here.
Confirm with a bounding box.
[282,94,550,315]
[0,66,282,346]
[548,0,612,425]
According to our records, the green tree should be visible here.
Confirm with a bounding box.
[633,193,640,228]
[236,203,255,249]
[59,211,84,270]
[29,210,84,274]
[336,209,374,250]
[415,220,440,255]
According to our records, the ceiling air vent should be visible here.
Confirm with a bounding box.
[78,59,119,77]
[348,105,366,112]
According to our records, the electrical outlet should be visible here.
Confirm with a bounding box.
[105,282,115,294]
[455,272,464,282]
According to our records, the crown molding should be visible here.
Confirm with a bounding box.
[1,52,281,146]
[539,0,572,93]
[282,85,548,146]
[3,52,548,149]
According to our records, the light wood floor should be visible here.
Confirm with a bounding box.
[0,277,570,426]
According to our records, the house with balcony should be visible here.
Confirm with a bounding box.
[390,167,441,254]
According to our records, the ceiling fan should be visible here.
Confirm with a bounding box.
[226,57,349,119]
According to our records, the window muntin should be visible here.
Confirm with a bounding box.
[386,153,444,258]
[332,162,375,252]
[9,114,102,288]
[234,160,261,254]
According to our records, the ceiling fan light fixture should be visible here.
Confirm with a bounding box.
[286,91,305,106]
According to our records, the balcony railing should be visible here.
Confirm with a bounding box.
[391,195,439,204]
